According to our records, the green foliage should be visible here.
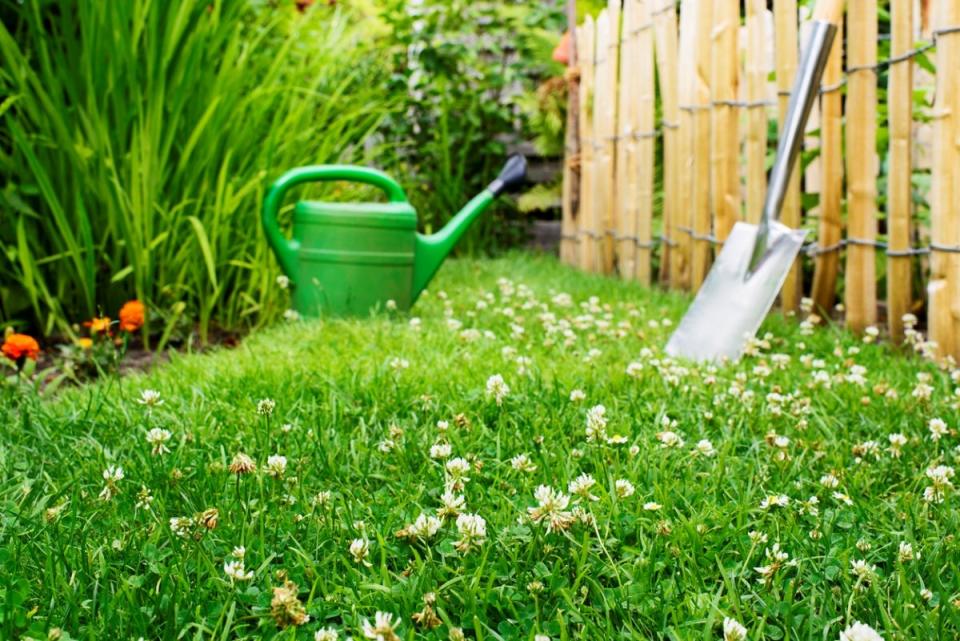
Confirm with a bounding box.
[0,1,394,340]
[375,0,565,252]
[2,254,959,638]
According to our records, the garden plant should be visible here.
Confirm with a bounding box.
[2,256,957,640]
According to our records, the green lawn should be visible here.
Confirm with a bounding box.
[2,253,958,641]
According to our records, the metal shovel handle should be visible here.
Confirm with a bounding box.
[749,0,843,272]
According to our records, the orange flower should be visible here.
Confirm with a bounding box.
[2,333,41,363]
[85,317,112,334]
[77,337,93,350]
[118,300,145,333]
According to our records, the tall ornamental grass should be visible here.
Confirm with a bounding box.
[0,1,393,341]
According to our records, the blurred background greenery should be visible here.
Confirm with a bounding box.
[0,0,568,342]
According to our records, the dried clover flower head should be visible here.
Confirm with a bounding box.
[229,452,256,475]
[270,579,310,628]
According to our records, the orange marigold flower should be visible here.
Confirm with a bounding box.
[85,317,112,334]
[77,337,93,350]
[2,333,41,362]
[118,300,145,333]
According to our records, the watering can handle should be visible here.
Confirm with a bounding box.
[262,165,409,279]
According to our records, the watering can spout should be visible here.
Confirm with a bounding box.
[411,155,527,300]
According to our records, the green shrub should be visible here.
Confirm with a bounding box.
[0,1,394,341]
[375,0,565,253]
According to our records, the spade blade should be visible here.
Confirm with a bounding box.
[665,221,807,363]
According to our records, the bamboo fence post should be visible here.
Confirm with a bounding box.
[690,0,713,289]
[587,10,608,273]
[634,0,655,284]
[844,0,878,332]
[774,0,801,312]
[601,0,621,275]
[615,0,639,280]
[561,1,580,267]
[886,0,913,342]
[810,11,843,313]
[710,0,739,242]
[928,0,960,359]
[589,8,616,274]
[577,16,596,272]
[675,0,698,290]
[744,0,768,225]
[653,1,679,286]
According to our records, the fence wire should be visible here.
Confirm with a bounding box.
[567,5,960,262]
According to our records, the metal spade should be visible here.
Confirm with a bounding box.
[665,0,844,363]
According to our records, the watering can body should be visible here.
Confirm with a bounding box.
[262,158,526,317]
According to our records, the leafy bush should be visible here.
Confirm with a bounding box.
[375,0,565,253]
[0,1,393,341]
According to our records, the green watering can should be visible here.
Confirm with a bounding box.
[263,155,526,317]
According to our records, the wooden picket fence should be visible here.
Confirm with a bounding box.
[560,0,960,358]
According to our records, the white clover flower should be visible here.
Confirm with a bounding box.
[568,474,598,501]
[223,560,253,582]
[832,492,853,506]
[315,627,339,641]
[256,398,276,416]
[888,433,907,457]
[430,442,452,460]
[626,362,643,377]
[454,513,486,552]
[103,466,124,483]
[283,309,301,322]
[99,466,124,501]
[135,486,154,510]
[350,538,371,566]
[923,464,955,503]
[642,501,662,511]
[656,430,684,449]
[839,621,884,641]
[759,494,789,510]
[232,546,246,559]
[437,489,465,519]
[264,454,287,478]
[408,513,443,539]
[569,389,586,402]
[897,541,918,562]
[510,453,537,473]
[694,439,716,457]
[723,617,748,641]
[928,417,949,442]
[820,473,840,488]
[585,405,608,443]
[362,611,401,641]
[169,516,192,538]
[445,457,472,490]
[389,357,410,371]
[748,530,768,544]
[485,374,510,406]
[614,479,635,498]
[145,427,172,456]
[137,389,163,407]
[754,543,791,583]
[850,559,876,582]
[528,485,574,533]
